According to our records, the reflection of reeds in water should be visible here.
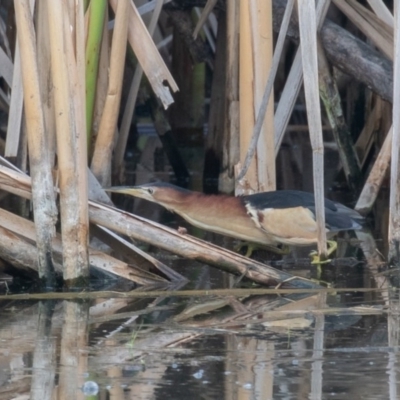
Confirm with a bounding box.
[0,0,399,289]
[0,288,387,398]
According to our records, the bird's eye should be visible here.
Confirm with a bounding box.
[147,188,154,195]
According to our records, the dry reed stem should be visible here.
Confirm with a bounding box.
[249,0,275,192]
[388,2,400,264]
[333,0,393,60]
[14,0,57,283]
[238,0,258,192]
[0,287,386,301]
[0,225,60,274]
[193,8,216,53]
[63,0,91,283]
[96,225,185,282]
[274,0,330,155]
[113,0,164,176]
[109,0,178,109]
[5,40,23,157]
[348,0,393,41]
[47,0,89,281]
[274,50,303,154]
[237,0,294,183]
[91,0,129,186]
[356,126,392,214]
[73,0,90,274]
[0,163,32,198]
[219,0,239,193]
[367,0,393,27]
[297,0,327,257]
[193,0,218,39]
[36,1,57,164]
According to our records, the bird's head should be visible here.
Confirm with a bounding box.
[105,182,192,209]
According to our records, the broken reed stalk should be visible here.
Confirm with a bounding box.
[113,0,164,178]
[109,0,178,109]
[14,0,57,286]
[85,0,107,147]
[388,3,400,265]
[91,0,129,186]
[47,0,89,282]
[297,0,327,257]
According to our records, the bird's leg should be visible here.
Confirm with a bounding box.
[235,242,290,258]
[271,244,291,255]
[309,240,337,265]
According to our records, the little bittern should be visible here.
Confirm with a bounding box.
[106,182,363,261]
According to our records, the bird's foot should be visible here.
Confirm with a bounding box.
[309,251,332,265]
[309,240,338,265]
[235,242,290,257]
[309,252,331,281]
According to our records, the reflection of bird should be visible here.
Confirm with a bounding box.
[106,182,363,263]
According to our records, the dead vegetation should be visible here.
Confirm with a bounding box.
[0,0,396,290]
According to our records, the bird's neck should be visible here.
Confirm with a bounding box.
[166,192,247,227]
[169,192,228,214]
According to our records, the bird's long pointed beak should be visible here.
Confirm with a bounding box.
[104,186,141,195]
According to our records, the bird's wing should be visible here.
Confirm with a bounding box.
[243,190,363,234]
[243,190,339,213]
[246,205,319,241]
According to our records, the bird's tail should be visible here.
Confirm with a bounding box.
[334,203,364,230]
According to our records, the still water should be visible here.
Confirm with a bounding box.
[0,256,397,400]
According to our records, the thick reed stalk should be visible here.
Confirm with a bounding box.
[14,0,57,286]
[47,0,89,282]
